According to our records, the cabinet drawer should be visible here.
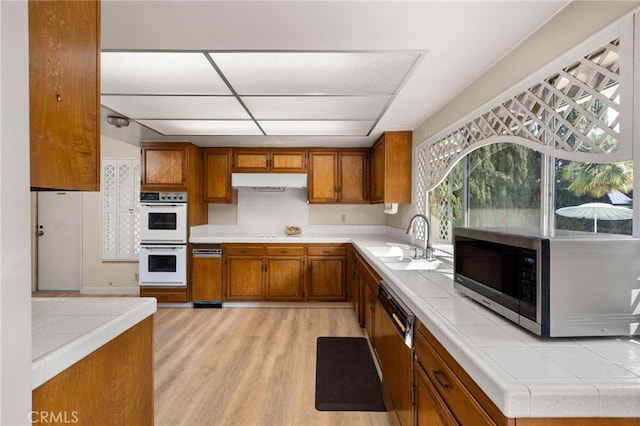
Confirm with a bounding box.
[265,246,305,256]
[224,245,264,256]
[414,329,495,426]
[308,246,346,256]
[140,289,188,303]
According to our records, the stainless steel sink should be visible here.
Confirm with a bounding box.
[382,258,443,271]
[365,245,445,270]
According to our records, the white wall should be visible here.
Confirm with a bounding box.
[81,135,140,293]
[0,1,33,423]
[413,1,640,145]
[207,192,389,228]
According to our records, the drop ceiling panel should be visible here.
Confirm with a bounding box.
[258,120,374,136]
[209,51,422,95]
[101,52,231,95]
[137,120,262,136]
[101,95,250,119]
[242,95,391,120]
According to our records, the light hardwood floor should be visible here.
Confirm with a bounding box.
[154,306,392,426]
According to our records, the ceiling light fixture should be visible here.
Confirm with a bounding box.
[107,115,130,128]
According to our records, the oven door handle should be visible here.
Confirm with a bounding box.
[140,203,184,208]
[141,246,184,251]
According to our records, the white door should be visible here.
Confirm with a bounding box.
[36,192,82,291]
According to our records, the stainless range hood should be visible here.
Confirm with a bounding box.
[231,173,307,190]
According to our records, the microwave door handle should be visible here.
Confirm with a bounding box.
[141,204,183,207]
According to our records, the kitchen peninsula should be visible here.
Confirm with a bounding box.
[32,297,156,425]
[192,225,640,423]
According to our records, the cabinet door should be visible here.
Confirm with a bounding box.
[308,257,345,300]
[266,257,304,300]
[338,151,368,203]
[270,151,307,172]
[233,150,270,172]
[369,132,412,204]
[415,362,458,426]
[415,327,496,426]
[141,144,188,190]
[192,255,222,301]
[308,152,338,203]
[362,277,375,340]
[225,257,264,300]
[203,148,234,203]
[370,141,384,203]
[29,0,100,191]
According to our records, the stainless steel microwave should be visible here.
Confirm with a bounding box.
[453,227,640,337]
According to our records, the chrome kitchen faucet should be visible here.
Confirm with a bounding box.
[406,214,434,260]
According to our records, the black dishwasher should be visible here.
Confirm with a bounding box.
[377,282,414,426]
[192,244,222,308]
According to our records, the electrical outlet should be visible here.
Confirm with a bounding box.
[340,214,347,223]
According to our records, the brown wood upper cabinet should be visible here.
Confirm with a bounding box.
[141,142,190,191]
[29,0,101,191]
[232,149,307,173]
[308,149,368,204]
[370,131,412,204]
[203,148,236,203]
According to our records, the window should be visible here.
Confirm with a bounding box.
[554,160,632,234]
[101,158,140,260]
[416,17,637,240]
[468,144,541,228]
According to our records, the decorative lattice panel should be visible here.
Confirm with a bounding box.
[101,158,140,260]
[425,39,622,191]
[414,147,428,240]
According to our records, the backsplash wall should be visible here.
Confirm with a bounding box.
[237,188,309,233]
[207,188,389,231]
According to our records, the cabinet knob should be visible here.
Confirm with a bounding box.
[56,94,62,102]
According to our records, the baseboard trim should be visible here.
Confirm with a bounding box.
[222,302,353,309]
[81,286,139,295]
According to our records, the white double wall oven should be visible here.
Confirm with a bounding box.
[139,192,188,287]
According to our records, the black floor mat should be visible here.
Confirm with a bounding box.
[315,337,386,412]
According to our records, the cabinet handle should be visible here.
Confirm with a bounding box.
[433,370,450,389]
[322,250,331,254]
[240,250,248,254]
[281,250,289,254]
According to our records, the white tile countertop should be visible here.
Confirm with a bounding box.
[32,297,157,389]
[191,226,640,419]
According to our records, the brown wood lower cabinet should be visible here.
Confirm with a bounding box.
[348,247,379,341]
[223,243,346,302]
[225,245,265,300]
[266,246,305,300]
[307,245,346,300]
[140,287,188,303]
[415,321,496,426]
[32,317,154,425]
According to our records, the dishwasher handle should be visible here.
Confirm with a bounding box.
[192,249,222,258]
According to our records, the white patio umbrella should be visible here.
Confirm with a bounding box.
[555,202,633,232]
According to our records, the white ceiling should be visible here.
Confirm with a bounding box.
[100,0,570,148]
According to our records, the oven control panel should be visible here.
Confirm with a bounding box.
[140,192,188,202]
